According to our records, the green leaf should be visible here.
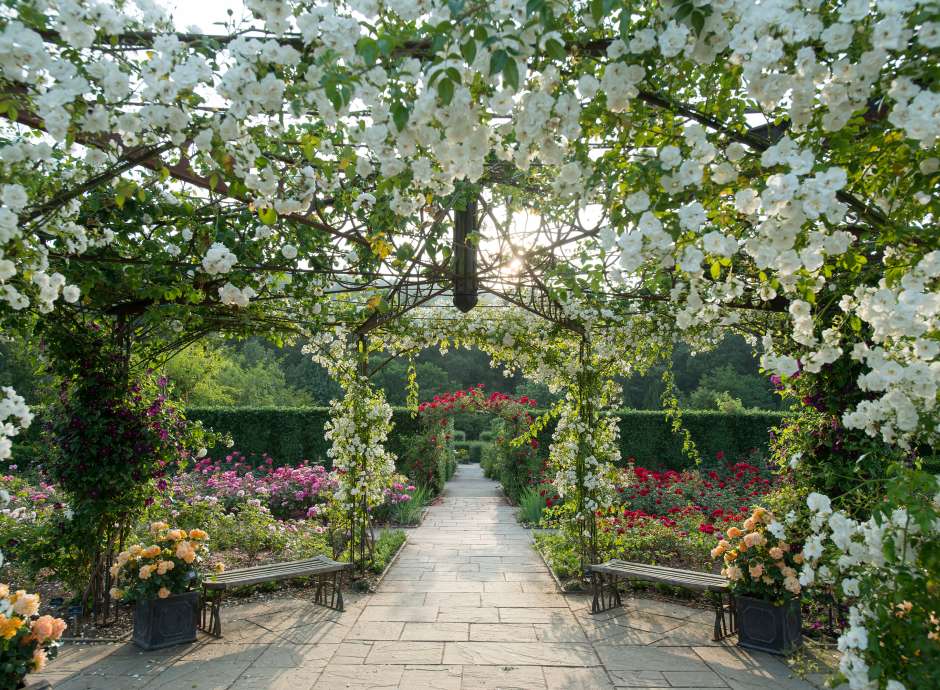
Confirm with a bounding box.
[392,103,409,132]
[489,49,508,76]
[690,10,705,35]
[544,38,566,60]
[590,0,604,23]
[258,206,277,226]
[502,58,520,91]
[437,77,455,105]
[460,38,477,64]
[356,37,379,67]
[675,2,693,21]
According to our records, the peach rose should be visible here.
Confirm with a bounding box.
[189,529,208,540]
[139,565,154,580]
[50,617,67,640]
[748,563,764,578]
[29,615,55,643]
[710,544,726,559]
[768,547,783,560]
[142,545,161,559]
[743,532,765,548]
[743,517,756,531]
[12,591,39,617]
[793,552,804,564]
[158,587,171,599]
[727,527,743,539]
[31,648,47,672]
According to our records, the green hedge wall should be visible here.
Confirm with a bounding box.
[612,410,786,469]
[11,406,784,474]
[184,407,423,469]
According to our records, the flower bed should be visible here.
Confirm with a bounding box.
[536,452,782,582]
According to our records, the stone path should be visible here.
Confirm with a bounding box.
[36,464,816,689]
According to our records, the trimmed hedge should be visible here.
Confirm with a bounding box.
[455,440,488,464]
[184,407,423,469]
[612,410,786,469]
[10,406,784,473]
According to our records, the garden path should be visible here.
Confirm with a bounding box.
[35,464,818,689]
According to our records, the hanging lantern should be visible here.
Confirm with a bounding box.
[453,197,478,313]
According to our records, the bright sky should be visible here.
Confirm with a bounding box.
[171,0,245,32]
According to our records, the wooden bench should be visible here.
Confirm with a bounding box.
[200,554,352,637]
[587,559,736,641]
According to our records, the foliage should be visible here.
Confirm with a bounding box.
[517,485,551,526]
[109,522,209,603]
[454,440,487,464]
[175,407,422,469]
[40,324,222,594]
[0,585,66,690]
[368,529,406,576]
[799,468,940,690]
[385,484,430,527]
[162,341,314,407]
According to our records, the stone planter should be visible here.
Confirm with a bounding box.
[735,594,801,656]
[132,591,199,651]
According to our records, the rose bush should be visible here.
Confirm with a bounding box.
[0,585,66,690]
[109,522,210,603]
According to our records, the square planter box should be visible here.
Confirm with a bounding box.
[132,590,199,651]
[735,594,801,656]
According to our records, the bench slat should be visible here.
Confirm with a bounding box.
[588,559,727,591]
[204,556,351,590]
[208,560,350,580]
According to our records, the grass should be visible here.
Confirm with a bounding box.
[389,485,431,525]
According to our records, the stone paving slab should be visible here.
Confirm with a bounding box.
[35,464,815,690]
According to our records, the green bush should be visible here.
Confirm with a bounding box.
[455,440,487,464]
[480,442,500,479]
[452,412,491,440]
[397,419,457,494]
[370,529,406,574]
[479,430,495,443]
[517,485,550,526]
[453,429,467,442]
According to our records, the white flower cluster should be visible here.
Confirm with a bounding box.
[0,386,33,461]
[218,283,257,308]
[801,486,940,690]
[839,251,940,447]
[201,243,237,275]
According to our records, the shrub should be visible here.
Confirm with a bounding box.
[369,529,406,574]
[455,440,487,464]
[517,485,550,526]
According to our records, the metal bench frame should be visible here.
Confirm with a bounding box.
[199,555,353,637]
[587,559,737,641]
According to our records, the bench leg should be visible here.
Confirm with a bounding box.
[591,572,622,614]
[313,571,345,612]
[711,591,737,641]
[199,591,224,638]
